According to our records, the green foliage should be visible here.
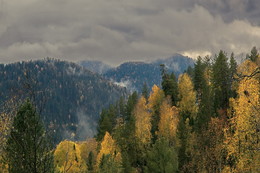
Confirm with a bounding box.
[141,82,149,100]
[161,64,179,106]
[99,154,122,173]
[96,105,117,141]
[0,59,126,143]
[212,50,231,111]
[247,46,259,62]
[145,138,178,173]
[4,99,54,173]
[87,151,94,172]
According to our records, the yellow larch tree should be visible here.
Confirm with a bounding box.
[157,98,179,142]
[78,138,98,172]
[54,140,87,173]
[178,73,198,118]
[147,85,164,113]
[96,132,122,167]
[225,60,260,172]
[134,96,152,145]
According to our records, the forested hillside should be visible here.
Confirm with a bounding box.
[0,48,259,173]
[48,48,259,173]
[104,54,194,93]
[0,58,126,142]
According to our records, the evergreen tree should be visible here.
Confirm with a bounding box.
[99,154,122,173]
[4,99,54,173]
[96,105,117,141]
[141,82,149,101]
[87,151,94,172]
[229,52,237,98]
[212,51,231,112]
[247,46,259,62]
[194,56,207,102]
[160,64,179,106]
[145,138,178,173]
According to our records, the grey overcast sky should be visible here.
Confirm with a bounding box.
[0,0,259,65]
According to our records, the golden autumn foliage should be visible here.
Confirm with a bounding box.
[96,132,122,167]
[158,98,179,142]
[78,138,98,165]
[225,60,260,172]
[148,85,164,112]
[54,140,87,173]
[178,73,198,118]
[134,96,152,145]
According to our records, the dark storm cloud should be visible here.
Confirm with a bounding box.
[0,0,259,65]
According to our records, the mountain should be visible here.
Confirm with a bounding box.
[79,60,112,74]
[104,54,194,93]
[0,58,126,142]
[153,54,194,76]
[104,62,161,92]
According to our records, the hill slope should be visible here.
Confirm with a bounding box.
[104,54,194,92]
[0,58,126,142]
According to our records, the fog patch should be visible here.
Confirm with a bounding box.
[113,79,136,93]
[75,110,97,140]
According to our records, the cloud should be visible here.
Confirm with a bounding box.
[0,0,259,65]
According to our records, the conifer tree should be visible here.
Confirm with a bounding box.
[145,138,178,173]
[212,51,231,111]
[160,64,179,106]
[141,82,149,101]
[247,46,259,62]
[4,99,54,173]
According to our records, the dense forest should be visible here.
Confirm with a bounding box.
[0,47,259,172]
[0,59,126,142]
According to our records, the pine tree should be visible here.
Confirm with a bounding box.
[141,82,149,101]
[96,105,117,141]
[212,51,231,111]
[247,46,259,62]
[145,138,178,173]
[229,53,237,98]
[161,64,179,106]
[4,99,54,173]
[194,56,207,102]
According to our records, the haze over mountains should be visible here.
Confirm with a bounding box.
[81,54,194,92]
[0,54,193,142]
[0,58,126,142]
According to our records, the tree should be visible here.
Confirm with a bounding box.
[178,73,197,121]
[225,60,260,172]
[157,98,179,143]
[229,53,237,98]
[212,51,231,111]
[247,46,259,62]
[145,138,178,173]
[134,96,152,146]
[54,140,87,173]
[161,64,179,106]
[148,85,164,140]
[96,105,117,141]
[177,73,197,172]
[141,82,149,101]
[193,56,207,102]
[4,99,54,173]
[96,132,122,169]
[98,154,122,173]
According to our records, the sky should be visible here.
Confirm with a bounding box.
[0,0,259,66]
